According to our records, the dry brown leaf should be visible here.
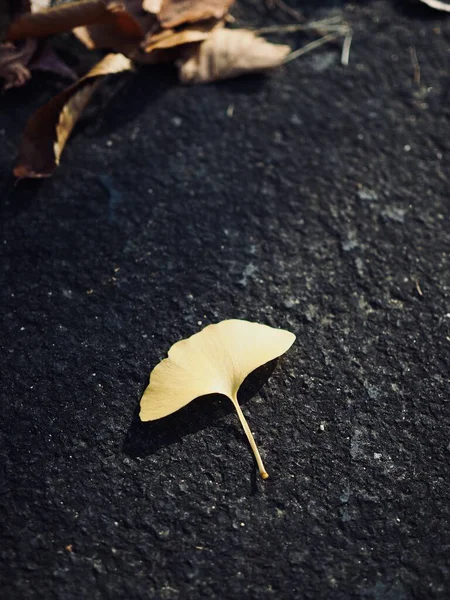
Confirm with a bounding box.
[0,0,33,41]
[113,0,155,35]
[178,28,290,84]
[143,18,221,53]
[73,0,154,53]
[5,0,143,42]
[140,319,296,479]
[14,53,132,179]
[73,22,143,54]
[73,26,164,64]
[158,0,235,29]
[1,2,50,42]
[417,0,450,10]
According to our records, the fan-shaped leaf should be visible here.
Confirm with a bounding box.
[140,319,295,479]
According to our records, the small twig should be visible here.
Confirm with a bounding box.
[254,18,349,36]
[341,32,353,66]
[415,279,423,296]
[265,0,305,23]
[256,18,352,66]
[284,33,340,64]
[409,46,421,86]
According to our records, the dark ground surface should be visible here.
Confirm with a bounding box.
[1,1,450,598]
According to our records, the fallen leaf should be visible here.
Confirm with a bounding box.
[158,0,235,29]
[110,0,155,36]
[73,22,142,54]
[14,53,132,179]
[140,319,295,479]
[73,0,154,53]
[5,0,141,42]
[143,18,221,53]
[417,0,450,10]
[178,28,291,84]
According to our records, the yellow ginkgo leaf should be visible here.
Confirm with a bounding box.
[140,319,295,479]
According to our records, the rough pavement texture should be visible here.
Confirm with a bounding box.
[1,1,449,598]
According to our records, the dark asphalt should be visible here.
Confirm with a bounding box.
[1,1,449,598]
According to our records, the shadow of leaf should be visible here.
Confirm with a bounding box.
[123,358,278,458]
[213,72,267,96]
[83,65,177,138]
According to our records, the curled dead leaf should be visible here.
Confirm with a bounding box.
[143,18,221,53]
[7,1,111,41]
[158,0,235,29]
[14,53,132,179]
[178,28,291,84]
[73,22,143,54]
[73,0,154,54]
[140,319,296,479]
[5,0,145,42]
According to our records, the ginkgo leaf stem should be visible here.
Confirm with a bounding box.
[231,395,269,480]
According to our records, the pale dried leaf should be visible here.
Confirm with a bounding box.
[54,80,100,164]
[30,0,51,12]
[417,0,450,10]
[14,53,132,179]
[140,319,295,479]
[178,28,291,84]
[158,0,235,29]
[143,0,163,13]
